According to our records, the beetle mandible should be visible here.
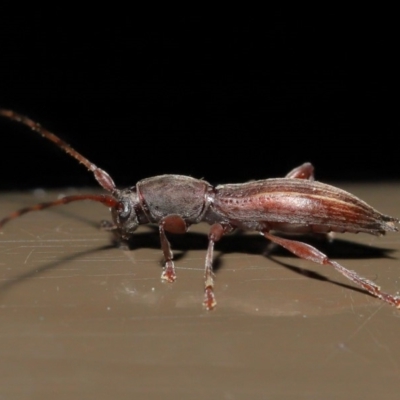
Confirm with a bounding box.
[0,108,399,310]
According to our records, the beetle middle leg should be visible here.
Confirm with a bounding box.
[263,231,400,308]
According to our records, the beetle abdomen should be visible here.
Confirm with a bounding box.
[213,178,398,235]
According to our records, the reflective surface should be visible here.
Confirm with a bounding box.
[1,184,400,399]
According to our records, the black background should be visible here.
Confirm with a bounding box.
[0,11,399,191]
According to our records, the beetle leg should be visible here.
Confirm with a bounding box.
[203,223,227,310]
[159,226,176,282]
[100,220,117,231]
[285,162,315,180]
[159,215,188,283]
[263,231,400,308]
[100,220,130,249]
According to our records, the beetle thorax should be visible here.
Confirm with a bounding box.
[137,175,212,224]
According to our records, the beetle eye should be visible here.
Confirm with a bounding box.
[119,201,131,220]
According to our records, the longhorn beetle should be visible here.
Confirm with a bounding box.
[0,108,399,310]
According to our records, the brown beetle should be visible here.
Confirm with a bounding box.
[0,108,399,310]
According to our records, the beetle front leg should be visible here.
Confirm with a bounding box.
[159,215,188,283]
[263,231,400,308]
[203,223,229,310]
[100,220,130,249]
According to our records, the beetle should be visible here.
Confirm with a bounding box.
[0,108,399,310]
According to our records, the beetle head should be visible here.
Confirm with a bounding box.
[111,188,143,238]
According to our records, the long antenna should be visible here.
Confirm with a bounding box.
[0,109,116,192]
[0,194,122,229]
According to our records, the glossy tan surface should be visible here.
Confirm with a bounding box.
[1,184,400,399]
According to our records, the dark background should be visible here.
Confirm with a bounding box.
[0,11,399,191]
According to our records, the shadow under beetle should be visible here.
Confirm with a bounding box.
[0,109,399,310]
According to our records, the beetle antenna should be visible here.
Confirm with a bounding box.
[0,109,116,193]
[0,194,123,229]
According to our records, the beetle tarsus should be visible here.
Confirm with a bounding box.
[204,286,217,310]
[161,261,177,283]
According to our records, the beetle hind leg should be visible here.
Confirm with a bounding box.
[262,231,400,308]
[285,162,315,180]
